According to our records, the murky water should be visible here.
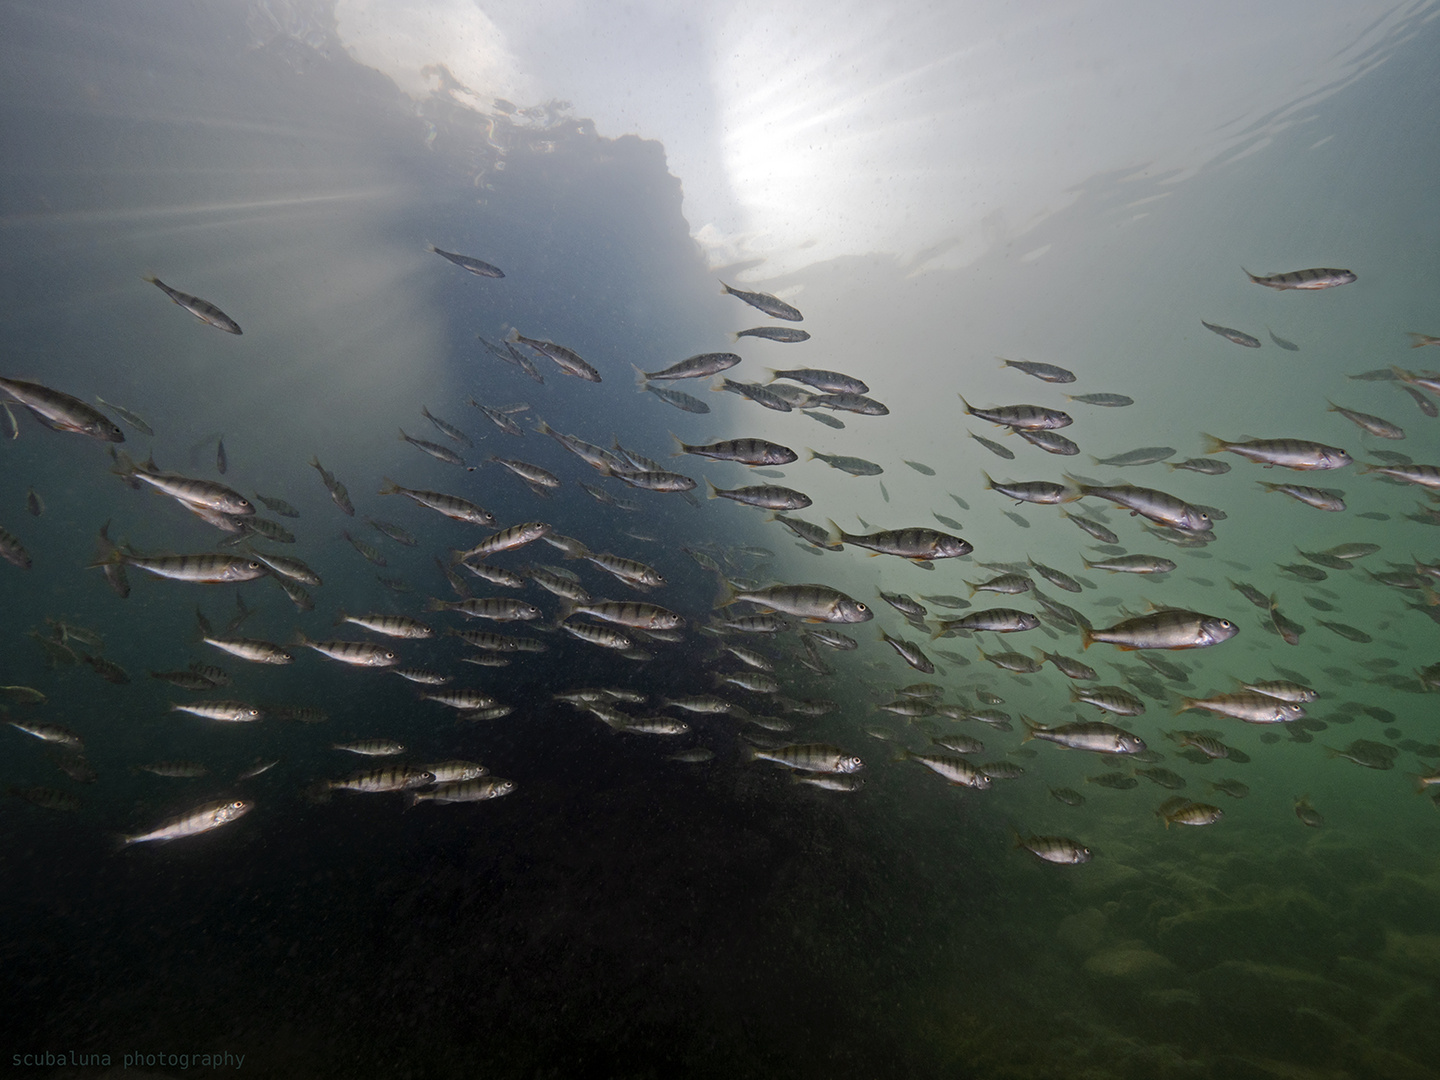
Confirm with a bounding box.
[3,3,1440,1077]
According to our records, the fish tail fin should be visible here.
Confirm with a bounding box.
[980,470,994,490]
[1199,433,1228,455]
[555,598,576,622]
[1020,715,1038,743]
[957,393,972,415]
[632,364,649,390]
[719,280,734,296]
[1241,267,1260,284]
[505,328,521,343]
[422,598,447,613]
[890,747,912,764]
[404,792,421,810]
[824,518,845,547]
[1078,624,1095,650]
[1176,698,1198,715]
[764,368,779,384]
[141,274,160,285]
[301,780,333,805]
[87,521,124,569]
[704,478,720,500]
[332,606,348,628]
[805,447,818,462]
[670,432,688,457]
[377,478,401,495]
[108,832,136,854]
[714,577,741,609]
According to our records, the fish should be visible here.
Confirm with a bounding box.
[805,392,891,416]
[1016,428,1080,456]
[1067,478,1213,533]
[803,411,845,429]
[420,405,472,447]
[1082,554,1176,574]
[1061,510,1119,544]
[117,799,253,847]
[1201,320,1261,348]
[410,778,517,806]
[1066,393,1134,407]
[1050,787,1086,806]
[1398,384,1438,417]
[640,381,711,414]
[143,276,242,334]
[94,396,154,436]
[705,480,811,510]
[933,609,1039,635]
[1327,401,1403,439]
[1012,833,1091,865]
[959,396,1072,430]
[1180,691,1304,724]
[999,358,1075,383]
[720,281,803,321]
[676,436,797,466]
[1294,795,1324,827]
[215,436,227,475]
[983,474,1074,505]
[718,582,871,623]
[1081,610,1238,651]
[510,331,602,382]
[897,750,991,789]
[969,431,1015,460]
[9,721,83,748]
[1070,685,1146,716]
[1267,329,1300,351]
[378,479,495,525]
[828,524,971,561]
[1170,457,1231,475]
[336,612,433,639]
[1094,447,1176,467]
[805,448,883,475]
[333,739,405,757]
[769,368,868,394]
[326,767,435,794]
[254,492,300,518]
[428,244,504,278]
[642,353,743,382]
[1202,435,1351,471]
[1244,266,1356,290]
[0,525,32,569]
[736,326,809,342]
[879,630,935,674]
[294,632,400,667]
[1156,799,1224,828]
[1257,482,1345,512]
[398,428,466,467]
[0,377,125,441]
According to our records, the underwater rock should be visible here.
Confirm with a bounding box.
[1082,945,1176,984]
[1056,907,1108,953]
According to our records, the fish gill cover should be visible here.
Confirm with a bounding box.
[2,1,1440,1078]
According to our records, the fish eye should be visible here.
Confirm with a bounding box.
[385,651,396,660]
[247,561,263,570]
[1219,620,1234,630]
[230,801,245,810]
[855,603,868,612]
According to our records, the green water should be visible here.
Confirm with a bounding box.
[2,3,1439,1077]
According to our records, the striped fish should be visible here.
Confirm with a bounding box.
[641,353,742,380]
[745,742,862,773]
[897,750,989,788]
[118,799,253,846]
[456,522,552,561]
[428,245,503,278]
[420,405,472,446]
[170,701,262,722]
[511,332,601,382]
[336,612,433,639]
[203,636,293,664]
[378,479,495,525]
[675,436,797,466]
[705,480,812,510]
[327,767,434,793]
[409,777,516,806]
[143,276,242,334]
[294,633,400,667]
[736,326,809,342]
[1081,609,1237,651]
[399,428,466,467]
[720,281,803,321]
[425,597,542,622]
[561,599,684,631]
[1243,266,1355,290]
[959,395,1071,430]
[1201,320,1261,348]
[0,376,125,441]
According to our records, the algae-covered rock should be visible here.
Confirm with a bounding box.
[1056,907,1108,953]
[1083,946,1177,984]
